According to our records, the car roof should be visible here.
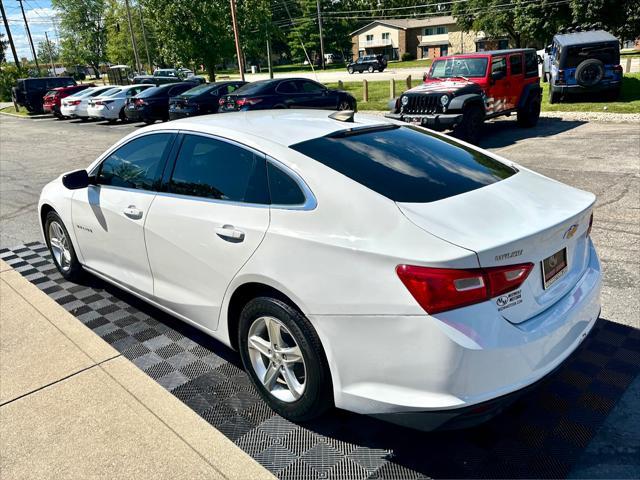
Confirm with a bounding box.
[554,30,618,46]
[439,48,535,59]
[143,109,392,147]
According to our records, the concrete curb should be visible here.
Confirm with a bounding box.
[0,110,50,119]
[0,259,275,480]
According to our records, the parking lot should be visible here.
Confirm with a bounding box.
[0,112,639,478]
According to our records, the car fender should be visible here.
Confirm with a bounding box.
[517,83,542,109]
[448,93,484,112]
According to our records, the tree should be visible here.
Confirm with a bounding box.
[37,38,59,65]
[569,0,640,44]
[52,0,108,77]
[0,33,7,65]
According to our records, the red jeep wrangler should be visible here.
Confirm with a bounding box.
[387,49,542,143]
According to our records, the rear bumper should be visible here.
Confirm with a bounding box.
[124,108,144,121]
[308,240,601,430]
[552,80,622,94]
[385,112,463,130]
[169,109,198,120]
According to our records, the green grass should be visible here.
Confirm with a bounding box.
[0,106,30,116]
[326,73,640,113]
[386,59,433,70]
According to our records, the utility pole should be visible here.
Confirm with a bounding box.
[137,2,152,72]
[266,37,273,79]
[44,31,56,76]
[1,0,20,67]
[230,0,244,81]
[316,0,325,69]
[17,0,40,73]
[124,0,141,73]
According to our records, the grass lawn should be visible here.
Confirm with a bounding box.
[0,106,30,116]
[327,73,640,113]
[386,59,433,70]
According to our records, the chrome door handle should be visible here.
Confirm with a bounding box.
[215,225,245,242]
[123,205,143,219]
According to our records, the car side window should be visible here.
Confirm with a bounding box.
[98,133,173,190]
[524,51,538,77]
[277,81,298,94]
[509,54,523,75]
[491,57,507,75]
[300,81,325,93]
[267,162,306,206]
[168,134,269,204]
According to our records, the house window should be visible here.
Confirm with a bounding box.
[423,27,434,36]
[436,26,447,35]
[366,34,374,42]
[382,32,390,40]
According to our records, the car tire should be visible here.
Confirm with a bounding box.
[44,211,84,282]
[238,296,333,422]
[517,94,541,128]
[549,86,561,104]
[144,118,155,125]
[347,67,354,74]
[453,103,484,144]
[575,58,605,87]
[368,65,374,73]
[119,108,128,123]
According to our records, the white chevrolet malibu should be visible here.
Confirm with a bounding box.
[38,110,601,429]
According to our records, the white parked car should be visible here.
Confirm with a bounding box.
[38,110,601,429]
[86,84,154,122]
[60,85,118,120]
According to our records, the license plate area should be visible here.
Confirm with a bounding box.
[542,248,568,289]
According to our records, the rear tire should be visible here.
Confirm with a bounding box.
[347,67,354,74]
[549,87,561,104]
[453,104,484,144]
[238,297,333,421]
[44,211,84,282]
[368,65,374,73]
[517,94,541,128]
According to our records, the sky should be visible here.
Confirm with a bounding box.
[1,0,58,62]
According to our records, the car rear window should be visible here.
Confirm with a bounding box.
[233,81,272,95]
[290,125,516,203]
[564,43,619,67]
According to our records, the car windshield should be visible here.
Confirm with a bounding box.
[291,125,516,203]
[181,84,213,96]
[563,43,619,67]
[430,58,488,78]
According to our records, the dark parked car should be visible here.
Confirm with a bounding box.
[219,78,356,112]
[547,30,622,103]
[124,82,195,124]
[43,84,94,118]
[12,76,76,113]
[347,55,387,74]
[133,69,206,86]
[169,81,247,120]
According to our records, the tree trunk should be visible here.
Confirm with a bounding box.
[204,60,216,82]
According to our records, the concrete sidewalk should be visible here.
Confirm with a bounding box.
[0,259,274,480]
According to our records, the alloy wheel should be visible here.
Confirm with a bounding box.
[247,316,306,402]
[48,221,72,273]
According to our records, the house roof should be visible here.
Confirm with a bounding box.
[350,16,456,36]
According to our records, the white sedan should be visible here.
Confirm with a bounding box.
[60,85,117,120]
[38,110,601,429]
[86,84,154,122]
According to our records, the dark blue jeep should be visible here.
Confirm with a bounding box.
[548,30,622,103]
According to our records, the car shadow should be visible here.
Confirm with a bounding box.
[477,116,587,149]
[71,270,639,479]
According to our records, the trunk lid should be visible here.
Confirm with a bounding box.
[397,169,595,324]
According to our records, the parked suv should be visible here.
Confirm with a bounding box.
[387,49,542,143]
[547,30,622,103]
[12,77,76,113]
[347,55,387,74]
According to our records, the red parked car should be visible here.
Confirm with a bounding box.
[43,84,94,119]
[387,49,542,143]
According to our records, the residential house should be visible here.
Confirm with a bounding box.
[350,16,509,61]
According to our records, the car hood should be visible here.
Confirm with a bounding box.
[404,79,481,96]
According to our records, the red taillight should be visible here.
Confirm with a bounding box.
[134,99,146,106]
[396,263,533,314]
[613,65,623,75]
[556,69,565,85]
[586,212,593,237]
[219,98,226,106]
[69,100,81,106]
[236,97,262,107]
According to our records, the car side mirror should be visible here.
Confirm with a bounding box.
[62,169,91,190]
[491,71,505,82]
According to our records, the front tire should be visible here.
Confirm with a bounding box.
[517,94,541,128]
[367,65,374,73]
[238,297,333,421]
[44,211,84,282]
[453,104,484,144]
[347,67,354,74]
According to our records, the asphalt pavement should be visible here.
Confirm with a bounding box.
[0,112,638,477]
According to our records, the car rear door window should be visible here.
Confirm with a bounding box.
[267,162,306,205]
[98,133,173,191]
[509,54,523,75]
[299,81,325,93]
[168,134,268,204]
[290,125,516,203]
[492,57,507,75]
[277,81,298,94]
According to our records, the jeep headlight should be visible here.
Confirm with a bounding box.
[440,94,449,107]
[401,96,409,106]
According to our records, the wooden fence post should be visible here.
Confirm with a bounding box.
[363,79,368,102]
[390,78,396,99]
[406,75,412,89]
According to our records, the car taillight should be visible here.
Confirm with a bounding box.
[613,65,623,75]
[396,263,533,314]
[219,97,226,106]
[556,69,565,85]
[586,212,593,237]
[134,99,146,106]
[69,100,81,106]
[236,97,262,107]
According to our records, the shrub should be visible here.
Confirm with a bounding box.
[401,52,415,61]
[0,65,21,102]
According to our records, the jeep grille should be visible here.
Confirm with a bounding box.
[402,94,441,114]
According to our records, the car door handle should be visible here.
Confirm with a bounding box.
[215,225,245,242]
[123,205,143,219]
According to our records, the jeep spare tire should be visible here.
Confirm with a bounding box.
[575,58,604,87]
